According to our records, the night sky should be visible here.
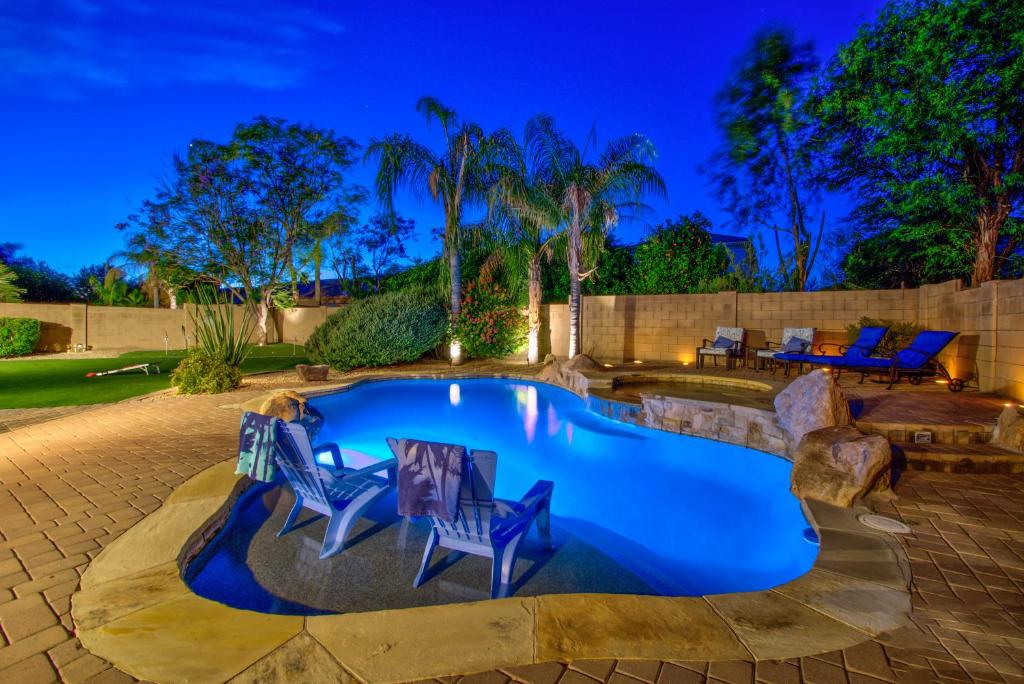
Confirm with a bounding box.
[0,1,886,275]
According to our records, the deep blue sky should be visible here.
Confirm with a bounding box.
[0,1,885,276]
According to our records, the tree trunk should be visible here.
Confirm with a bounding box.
[448,241,463,364]
[527,255,542,364]
[151,285,160,308]
[169,289,178,310]
[973,207,1005,285]
[314,258,322,306]
[257,291,271,346]
[567,214,582,359]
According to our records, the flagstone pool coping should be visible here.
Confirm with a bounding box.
[70,376,912,683]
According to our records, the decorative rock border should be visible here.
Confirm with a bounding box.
[72,376,913,683]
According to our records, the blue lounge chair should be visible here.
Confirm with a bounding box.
[774,325,889,376]
[387,437,554,599]
[831,330,964,391]
[270,417,397,559]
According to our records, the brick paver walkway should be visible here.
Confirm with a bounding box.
[0,378,1022,683]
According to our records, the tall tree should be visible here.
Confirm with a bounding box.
[815,0,1024,286]
[488,123,566,364]
[357,214,416,292]
[365,97,493,363]
[707,28,824,291]
[121,119,363,341]
[527,116,665,358]
[232,117,363,303]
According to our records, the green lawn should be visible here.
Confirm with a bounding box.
[0,344,308,409]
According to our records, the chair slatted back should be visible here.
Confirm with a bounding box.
[433,450,498,545]
[275,422,332,510]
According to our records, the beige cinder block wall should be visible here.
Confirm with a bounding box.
[537,279,1024,400]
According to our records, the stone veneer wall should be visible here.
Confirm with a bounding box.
[540,278,1024,400]
[587,394,789,457]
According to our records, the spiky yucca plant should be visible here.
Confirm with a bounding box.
[189,289,255,367]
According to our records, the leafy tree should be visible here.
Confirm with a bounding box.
[0,261,25,303]
[816,0,1024,286]
[527,116,665,358]
[121,117,363,342]
[707,28,824,291]
[629,213,731,294]
[365,97,502,363]
[87,267,147,307]
[0,244,75,302]
[358,214,416,292]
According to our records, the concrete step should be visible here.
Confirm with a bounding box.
[895,442,1024,474]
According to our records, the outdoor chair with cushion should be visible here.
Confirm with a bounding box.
[263,414,397,559]
[387,437,554,599]
[695,326,746,370]
[829,330,964,391]
[773,325,889,376]
[753,327,816,372]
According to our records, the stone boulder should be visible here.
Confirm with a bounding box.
[992,405,1024,452]
[296,364,330,382]
[790,426,892,507]
[258,390,324,441]
[537,356,590,397]
[564,353,601,372]
[774,369,852,452]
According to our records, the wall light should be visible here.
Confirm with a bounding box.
[633,359,643,364]
[603,363,613,368]
[935,379,948,384]
[449,340,463,366]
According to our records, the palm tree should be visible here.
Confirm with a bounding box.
[488,125,567,364]
[527,116,666,358]
[365,97,491,363]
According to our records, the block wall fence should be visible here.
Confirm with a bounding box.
[3,278,1024,399]
[538,278,1024,401]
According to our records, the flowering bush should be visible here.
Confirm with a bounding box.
[453,280,527,359]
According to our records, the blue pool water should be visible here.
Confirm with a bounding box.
[308,378,817,596]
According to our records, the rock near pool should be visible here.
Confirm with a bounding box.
[992,405,1024,452]
[790,426,892,507]
[296,364,330,382]
[773,369,852,452]
[258,390,324,441]
[537,356,590,397]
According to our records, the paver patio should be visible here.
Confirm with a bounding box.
[0,368,1022,683]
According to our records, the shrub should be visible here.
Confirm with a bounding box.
[453,279,527,359]
[847,316,923,357]
[628,213,731,294]
[170,351,242,394]
[306,289,446,371]
[0,317,40,357]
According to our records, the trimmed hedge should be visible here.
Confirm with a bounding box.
[0,317,41,357]
[170,350,242,394]
[306,289,446,371]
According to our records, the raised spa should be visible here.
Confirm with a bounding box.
[305,378,815,596]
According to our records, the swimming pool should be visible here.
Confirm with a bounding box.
[307,377,816,596]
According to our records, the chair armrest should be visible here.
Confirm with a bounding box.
[311,443,343,469]
[817,342,848,355]
[764,340,780,349]
[516,479,554,515]
[328,457,398,482]
[701,338,711,347]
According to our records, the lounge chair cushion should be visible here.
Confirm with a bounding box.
[699,346,728,356]
[894,330,958,369]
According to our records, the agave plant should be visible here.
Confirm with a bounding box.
[189,288,255,367]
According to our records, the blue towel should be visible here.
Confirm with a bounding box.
[237,412,279,483]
